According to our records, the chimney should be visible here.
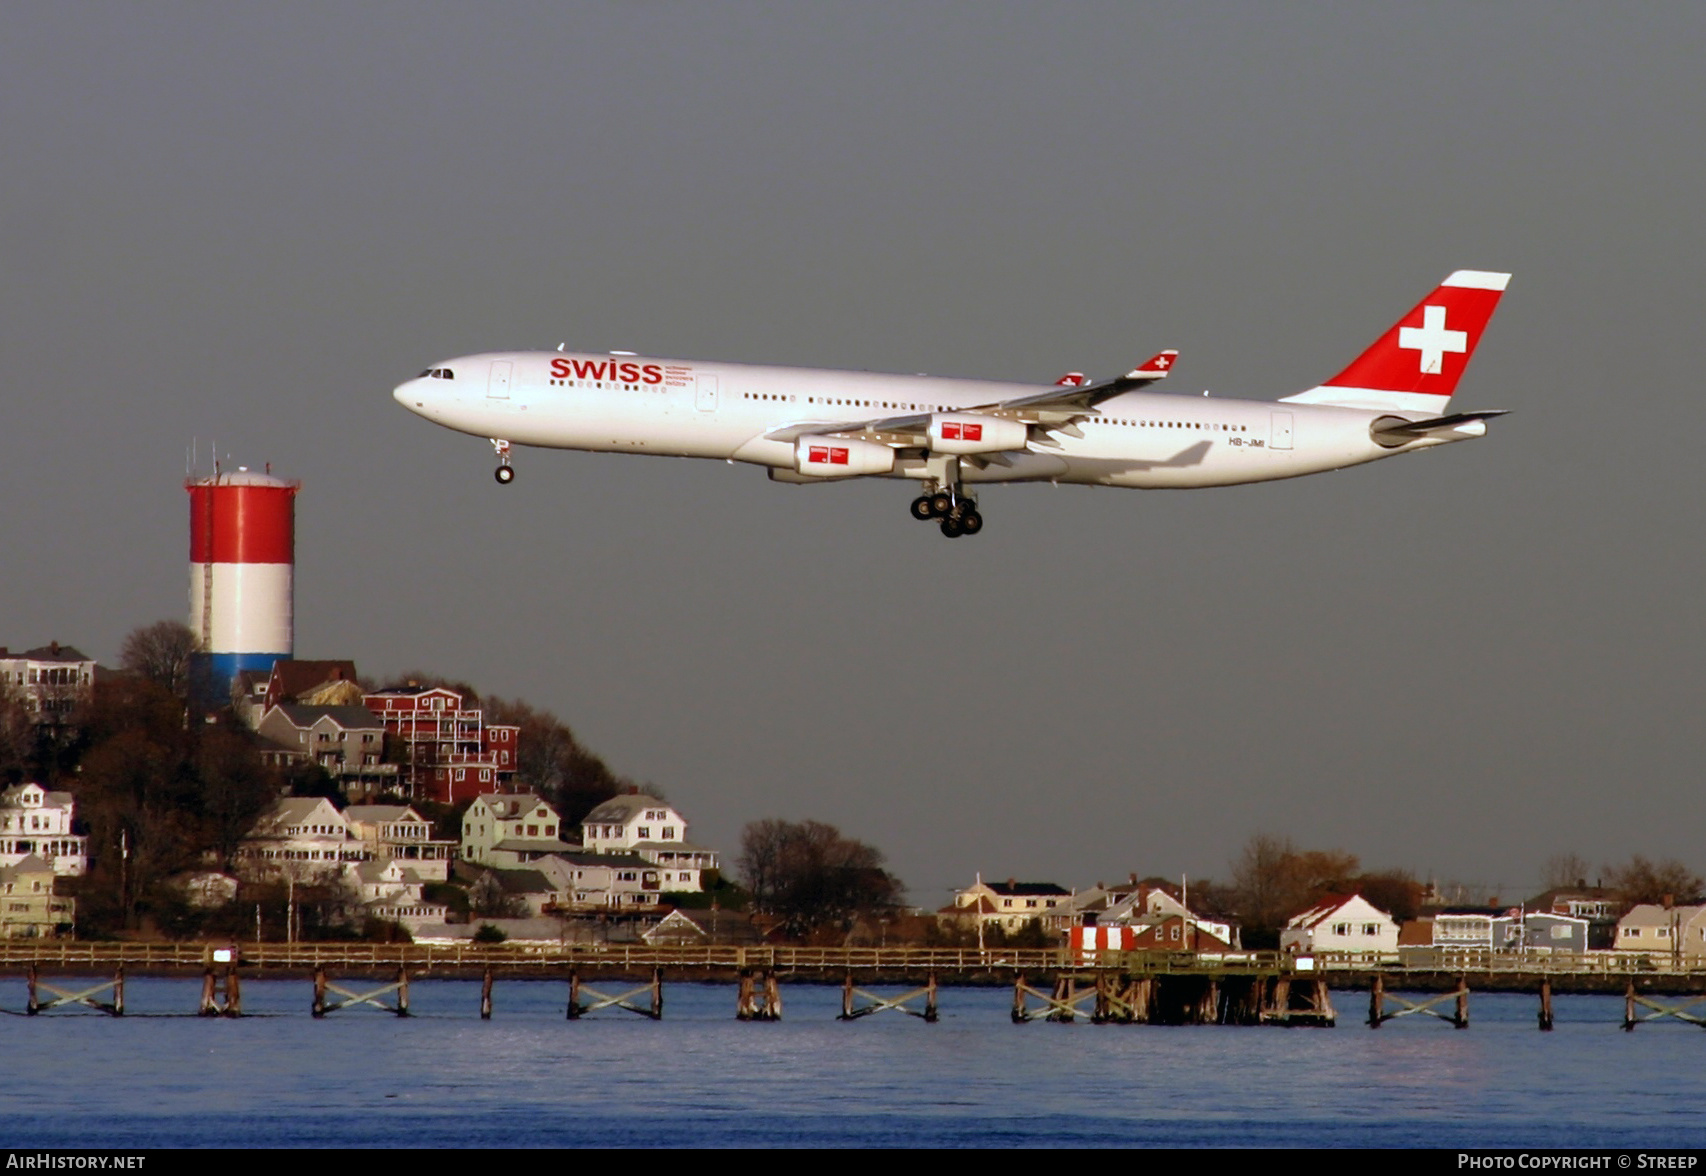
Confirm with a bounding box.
[1129,872,1138,885]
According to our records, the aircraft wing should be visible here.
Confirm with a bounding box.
[970,351,1178,423]
[762,350,1178,450]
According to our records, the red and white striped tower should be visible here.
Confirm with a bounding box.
[186,468,299,696]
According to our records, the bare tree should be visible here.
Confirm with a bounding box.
[1541,852,1594,891]
[120,620,200,699]
[482,695,626,824]
[1231,834,1361,933]
[738,819,901,938]
[1604,855,1704,906]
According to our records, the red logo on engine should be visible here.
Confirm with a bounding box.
[941,422,982,442]
[808,446,850,465]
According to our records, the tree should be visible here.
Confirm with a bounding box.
[1541,852,1594,891]
[482,696,625,824]
[119,621,200,700]
[1230,834,1360,935]
[1604,855,1704,907]
[738,818,901,939]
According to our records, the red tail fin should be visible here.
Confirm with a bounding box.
[1283,271,1509,413]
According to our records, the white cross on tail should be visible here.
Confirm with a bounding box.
[1398,304,1467,374]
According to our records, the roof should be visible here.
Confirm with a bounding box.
[344,805,424,824]
[583,795,671,823]
[983,880,1070,898]
[271,703,386,731]
[0,854,56,881]
[0,783,74,809]
[268,660,358,701]
[1619,904,1706,929]
[549,850,653,869]
[250,796,347,833]
[1285,893,1393,930]
[491,839,573,854]
[473,793,554,819]
[8,644,92,663]
[492,869,552,895]
[631,840,717,855]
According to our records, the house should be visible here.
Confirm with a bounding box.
[0,854,75,938]
[349,857,449,933]
[1280,894,1399,960]
[362,685,511,802]
[1429,907,1509,950]
[535,851,662,911]
[461,793,569,868]
[1095,881,1239,947]
[940,877,1072,936]
[234,797,368,883]
[580,794,719,891]
[0,782,88,877]
[0,643,96,727]
[1071,913,1236,960]
[1430,907,1592,955]
[262,659,361,713]
[255,704,397,799]
[1615,904,1706,963]
[344,805,455,882]
[1522,885,1623,950]
[643,908,765,946]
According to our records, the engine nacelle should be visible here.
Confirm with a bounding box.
[793,435,895,476]
[928,413,1027,455]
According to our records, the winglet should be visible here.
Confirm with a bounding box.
[1125,350,1178,380]
[1053,372,1089,388]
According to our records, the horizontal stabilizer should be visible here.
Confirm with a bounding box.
[1372,410,1509,437]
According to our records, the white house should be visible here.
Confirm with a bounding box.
[580,794,718,891]
[344,805,455,882]
[940,877,1072,936]
[349,857,449,933]
[1280,894,1400,960]
[461,793,569,868]
[234,797,367,883]
[0,854,75,938]
[1615,904,1706,963]
[0,782,88,876]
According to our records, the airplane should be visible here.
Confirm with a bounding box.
[393,270,1509,538]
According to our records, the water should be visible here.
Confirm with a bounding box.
[5,978,1704,1148]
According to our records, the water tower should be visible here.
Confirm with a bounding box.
[185,467,299,697]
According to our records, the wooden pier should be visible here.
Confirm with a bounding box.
[1,942,1702,1028]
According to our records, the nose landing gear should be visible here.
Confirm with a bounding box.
[491,439,514,484]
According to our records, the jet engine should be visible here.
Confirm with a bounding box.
[793,435,896,476]
[928,413,1027,455]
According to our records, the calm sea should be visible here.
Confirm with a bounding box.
[4,977,1703,1149]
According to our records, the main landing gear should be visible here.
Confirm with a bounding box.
[491,439,515,484]
[910,489,983,539]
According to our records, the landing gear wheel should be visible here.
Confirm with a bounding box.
[910,495,935,521]
[929,492,954,518]
[940,515,965,539]
[495,465,515,485]
[959,508,983,536]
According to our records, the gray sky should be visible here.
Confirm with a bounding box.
[4,3,1703,907]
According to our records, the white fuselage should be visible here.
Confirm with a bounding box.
[394,351,1478,490]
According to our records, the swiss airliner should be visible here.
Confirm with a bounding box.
[394,270,1509,537]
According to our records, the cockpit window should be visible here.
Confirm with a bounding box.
[418,368,457,380]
